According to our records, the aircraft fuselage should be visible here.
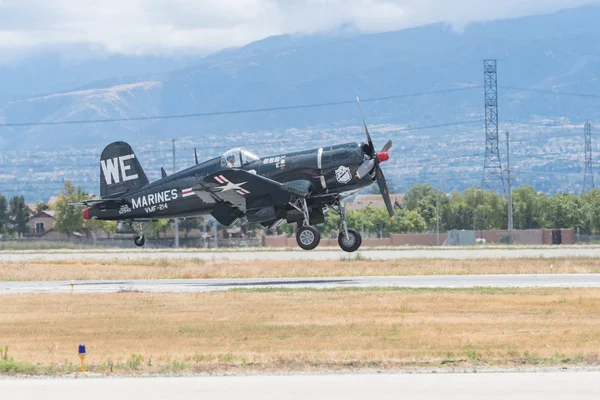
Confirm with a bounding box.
[87,142,374,222]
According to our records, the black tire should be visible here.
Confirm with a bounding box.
[296,226,321,250]
[338,229,362,253]
[134,234,146,247]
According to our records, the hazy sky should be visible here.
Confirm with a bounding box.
[0,0,598,57]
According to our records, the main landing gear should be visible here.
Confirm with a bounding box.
[335,199,362,253]
[291,198,322,250]
[292,197,362,253]
[134,234,146,247]
[296,225,321,250]
[338,228,362,253]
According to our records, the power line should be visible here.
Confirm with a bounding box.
[0,87,481,128]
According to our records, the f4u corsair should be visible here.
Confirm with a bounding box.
[75,111,394,252]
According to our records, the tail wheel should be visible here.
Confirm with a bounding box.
[296,226,321,250]
[134,234,146,247]
[338,229,362,253]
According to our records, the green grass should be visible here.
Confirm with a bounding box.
[0,354,595,376]
[0,359,40,375]
[126,354,144,370]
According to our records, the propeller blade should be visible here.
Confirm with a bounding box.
[356,97,375,156]
[380,139,392,153]
[375,165,395,220]
[357,97,394,219]
[355,159,376,180]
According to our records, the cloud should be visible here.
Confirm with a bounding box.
[0,0,598,57]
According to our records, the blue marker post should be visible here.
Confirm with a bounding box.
[78,344,86,373]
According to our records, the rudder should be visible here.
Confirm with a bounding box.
[100,141,149,198]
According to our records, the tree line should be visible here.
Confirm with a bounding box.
[0,195,31,237]
[353,183,600,235]
[1,181,599,239]
[0,182,118,239]
[305,183,600,237]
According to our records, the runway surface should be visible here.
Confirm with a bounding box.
[2,274,599,294]
[1,246,600,262]
[1,371,599,399]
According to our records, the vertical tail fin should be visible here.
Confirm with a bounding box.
[100,141,149,198]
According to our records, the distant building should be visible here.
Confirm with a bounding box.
[27,210,57,237]
[346,194,404,211]
[27,210,87,239]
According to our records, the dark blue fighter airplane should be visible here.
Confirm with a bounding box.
[74,103,394,252]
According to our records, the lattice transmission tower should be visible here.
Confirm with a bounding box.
[583,121,595,193]
[481,60,505,194]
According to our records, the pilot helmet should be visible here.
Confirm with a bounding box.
[227,154,236,164]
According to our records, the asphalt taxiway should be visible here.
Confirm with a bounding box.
[2,273,599,294]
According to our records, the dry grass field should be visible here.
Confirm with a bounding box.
[1,287,599,374]
[1,258,599,281]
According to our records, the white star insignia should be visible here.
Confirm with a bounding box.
[218,181,248,192]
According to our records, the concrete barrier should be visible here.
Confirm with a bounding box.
[511,230,544,245]
[391,234,446,246]
[478,229,544,245]
[264,235,288,247]
[561,228,574,245]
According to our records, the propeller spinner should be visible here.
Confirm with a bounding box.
[355,98,395,220]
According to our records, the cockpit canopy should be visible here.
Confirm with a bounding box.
[220,148,260,168]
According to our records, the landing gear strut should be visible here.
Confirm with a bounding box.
[291,197,321,250]
[333,198,362,253]
[134,222,147,247]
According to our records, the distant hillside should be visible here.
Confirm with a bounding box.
[1,5,600,151]
[2,5,600,201]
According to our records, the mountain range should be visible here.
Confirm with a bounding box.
[1,5,600,199]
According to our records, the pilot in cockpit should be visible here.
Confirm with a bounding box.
[226,153,236,168]
[222,148,259,168]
